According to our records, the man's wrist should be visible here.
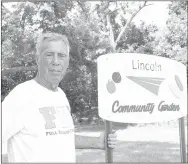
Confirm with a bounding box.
[98,136,105,150]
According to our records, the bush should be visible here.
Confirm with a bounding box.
[1,69,37,101]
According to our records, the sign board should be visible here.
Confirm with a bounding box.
[97,53,187,123]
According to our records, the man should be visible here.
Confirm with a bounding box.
[2,32,117,163]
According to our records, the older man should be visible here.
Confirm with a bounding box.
[2,32,117,163]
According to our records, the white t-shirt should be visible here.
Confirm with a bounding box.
[2,80,76,163]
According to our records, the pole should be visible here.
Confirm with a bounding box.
[179,117,187,163]
[105,120,113,163]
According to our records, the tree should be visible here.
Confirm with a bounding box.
[153,1,187,65]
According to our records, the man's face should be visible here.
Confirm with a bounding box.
[37,40,69,85]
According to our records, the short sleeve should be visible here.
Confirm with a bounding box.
[66,97,71,113]
[59,88,71,113]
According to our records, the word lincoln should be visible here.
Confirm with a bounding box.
[132,60,162,71]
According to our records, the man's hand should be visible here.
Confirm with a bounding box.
[99,131,117,149]
[2,154,8,163]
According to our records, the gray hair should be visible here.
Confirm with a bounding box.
[36,32,70,56]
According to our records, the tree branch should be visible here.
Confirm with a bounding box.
[145,3,154,7]
[107,14,116,51]
[143,1,147,7]
[76,1,86,13]
[115,1,150,44]
[2,4,6,10]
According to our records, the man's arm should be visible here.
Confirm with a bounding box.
[2,88,25,146]
[75,134,103,149]
[2,154,8,163]
[75,132,117,149]
[2,111,24,143]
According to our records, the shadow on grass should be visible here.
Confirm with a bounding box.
[76,141,181,162]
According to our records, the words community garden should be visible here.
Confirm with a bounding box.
[111,100,180,114]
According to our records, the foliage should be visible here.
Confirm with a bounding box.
[153,1,187,65]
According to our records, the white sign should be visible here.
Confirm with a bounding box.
[97,53,187,123]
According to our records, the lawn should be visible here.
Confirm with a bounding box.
[75,122,187,162]
[76,141,181,162]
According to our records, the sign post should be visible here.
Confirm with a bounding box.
[179,117,187,163]
[105,120,113,163]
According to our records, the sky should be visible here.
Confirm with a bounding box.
[133,1,170,27]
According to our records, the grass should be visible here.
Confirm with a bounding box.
[76,141,181,162]
[75,122,187,162]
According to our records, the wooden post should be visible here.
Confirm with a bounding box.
[179,117,187,163]
[105,120,113,163]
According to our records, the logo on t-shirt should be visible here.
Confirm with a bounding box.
[39,106,74,136]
